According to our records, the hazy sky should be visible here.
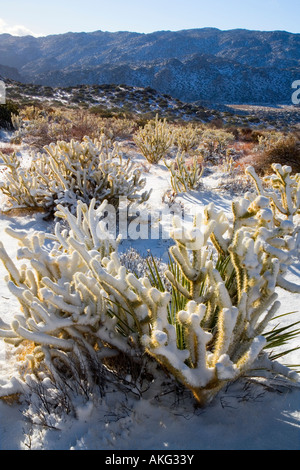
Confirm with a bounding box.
[0,0,299,36]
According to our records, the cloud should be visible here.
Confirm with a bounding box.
[0,18,40,37]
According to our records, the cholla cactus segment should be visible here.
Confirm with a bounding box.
[134,115,174,164]
[11,113,23,131]
[246,164,300,220]
[164,152,203,194]
[223,149,235,173]
[147,198,299,404]
[245,164,300,292]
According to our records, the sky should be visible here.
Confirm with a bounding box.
[0,0,299,37]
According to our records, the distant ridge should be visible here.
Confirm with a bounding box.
[0,27,299,104]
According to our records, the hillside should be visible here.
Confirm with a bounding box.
[0,28,299,104]
[3,78,300,131]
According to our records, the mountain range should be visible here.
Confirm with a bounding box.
[0,27,299,105]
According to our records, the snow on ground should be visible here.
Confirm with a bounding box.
[0,140,299,450]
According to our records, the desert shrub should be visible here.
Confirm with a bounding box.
[89,105,121,119]
[198,128,235,163]
[97,116,136,142]
[253,133,300,175]
[134,114,174,163]
[0,165,299,407]
[246,163,300,222]
[11,106,109,149]
[238,127,264,143]
[0,136,151,214]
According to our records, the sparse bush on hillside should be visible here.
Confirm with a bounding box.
[134,114,174,163]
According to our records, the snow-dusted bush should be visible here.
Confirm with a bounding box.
[173,123,200,153]
[134,115,174,163]
[11,106,105,149]
[198,128,235,162]
[164,152,203,194]
[255,131,287,154]
[98,116,136,142]
[0,136,151,214]
[251,132,300,175]
[246,164,300,222]
[0,167,299,406]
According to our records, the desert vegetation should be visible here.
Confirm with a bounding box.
[0,95,299,418]
[0,101,19,129]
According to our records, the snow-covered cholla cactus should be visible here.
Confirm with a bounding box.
[11,113,23,131]
[143,193,300,404]
[0,136,151,214]
[0,151,54,210]
[0,180,299,405]
[246,164,300,222]
[173,123,200,153]
[245,163,300,293]
[164,152,203,194]
[0,199,123,397]
[42,136,150,209]
[134,114,174,164]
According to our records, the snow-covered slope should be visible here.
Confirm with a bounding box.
[1,28,300,104]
